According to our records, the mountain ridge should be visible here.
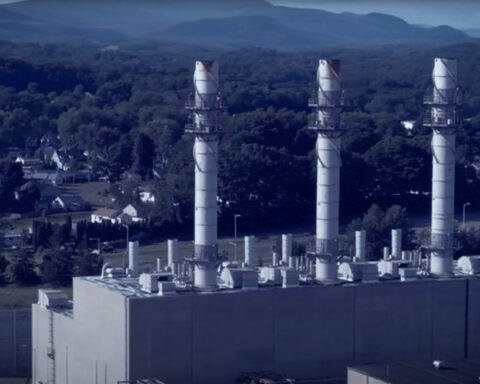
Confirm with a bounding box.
[0,0,472,49]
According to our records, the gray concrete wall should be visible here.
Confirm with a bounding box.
[0,309,31,377]
[32,278,128,384]
[467,278,480,358]
[32,276,480,384]
[129,278,478,384]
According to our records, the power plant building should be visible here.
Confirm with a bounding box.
[31,59,480,384]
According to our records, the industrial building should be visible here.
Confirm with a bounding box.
[32,59,480,384]
[347,360,480,384]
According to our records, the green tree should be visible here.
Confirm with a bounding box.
[40,247,74,286]
[132,133,155,179]
[5,248,39,285]
[74,249,103,276]
[346,204,415,260]
[0,160,24,212]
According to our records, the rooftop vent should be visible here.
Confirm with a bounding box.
[457,255,480,275]
[139,273,173,293]
[38,289,69,309]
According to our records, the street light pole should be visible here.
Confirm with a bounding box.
[234,214,241,262]
[463,202,471,230]
[122,224,129,268]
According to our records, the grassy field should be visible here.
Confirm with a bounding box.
[0,285,72,310]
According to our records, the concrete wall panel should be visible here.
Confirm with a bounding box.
[274,285,355,378]
[431,278,467,359]
[0,309,31,377]
[129,295,193,384]
[354,281,433,364]
[191,290,275,384]
[467,277,480,358]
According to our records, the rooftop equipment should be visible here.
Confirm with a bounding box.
[128,240,139,276]
[282,234,293,265]
[424,58,462,276]
[244,235,255,267]
[185,61,224,290]
[391,229,402,260]
[309,59,345,282]
[355,230,366,261]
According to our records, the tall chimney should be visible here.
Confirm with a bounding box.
[424,58,461,276]
[309,59,344,281]
[186,61,223,289]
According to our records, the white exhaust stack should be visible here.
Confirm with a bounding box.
[128,241,139,276]
[186,61,223,289]
[391,229,402,260]
[282,234,293,265]
[309,59,344,281]
[424,58,461,276]
[244,235,255,267]
[167,239,179,274]
[355,230,366,261]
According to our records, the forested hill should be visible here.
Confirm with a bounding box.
[0,0,472,49]
[1,40,480,232]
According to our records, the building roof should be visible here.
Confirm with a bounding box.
[123,203,149,218]
[92,208,121,218]
[54,195,85,206]
[348,360,480,384]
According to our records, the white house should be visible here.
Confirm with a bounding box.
[121,204,149,223]
[91,208,121,224]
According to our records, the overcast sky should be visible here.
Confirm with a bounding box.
[269,0,480,29]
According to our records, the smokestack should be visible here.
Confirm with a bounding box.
[282,234,293,265]
[244,235,255,267]
[391,229,402,260]
[167,239,179,273]
[186,61,223,289]
[424,58,461,276]
[128,241,139,276]
[309,59,344,282]
[355,230,366,261]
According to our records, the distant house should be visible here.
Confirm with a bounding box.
[3,147,24,159]
[91,208,121,224]
[15,156,43,169]
[121,204,149,223]
[50,195,87,212]
[2,229,25,247]
[401,120,416,136]
[35,196,56,212]
[36,146,85,171]
[139,191,155,203]
[26,170,64,186]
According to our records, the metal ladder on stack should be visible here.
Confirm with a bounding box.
[47,310,56,384]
